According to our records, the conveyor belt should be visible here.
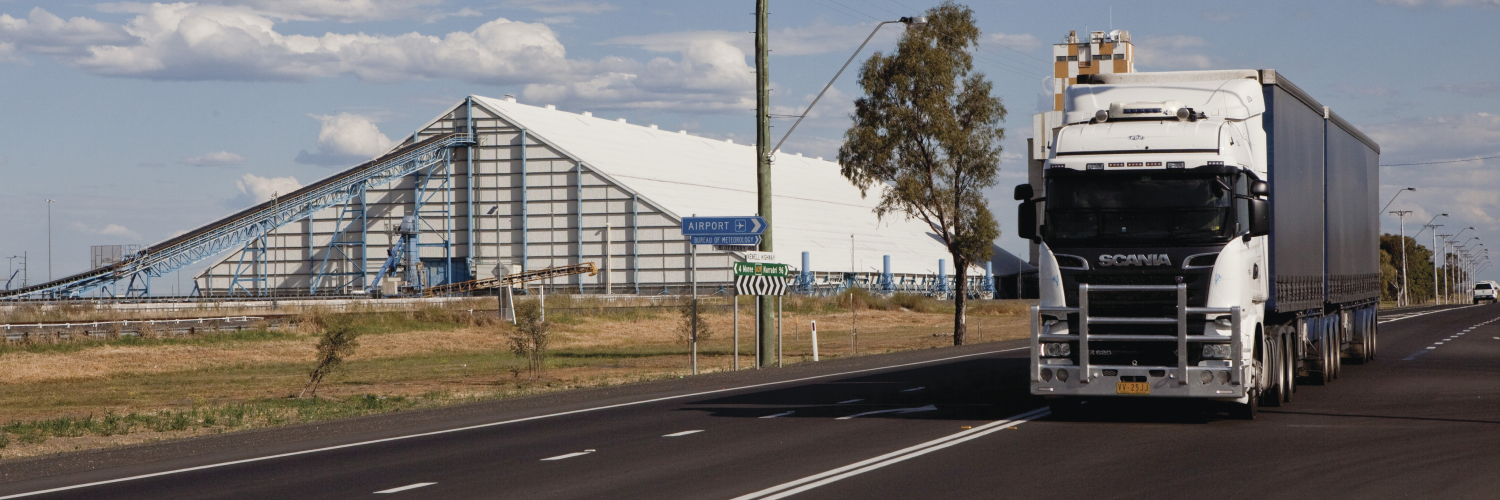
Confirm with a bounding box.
[2,133,474,299]
[420,263,598,297]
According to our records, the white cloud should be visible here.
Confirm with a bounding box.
[70,221,143,239]
[1,5,571,83]
[0,7,132,57]
[295,112,395,167]
[236,173,302,203]
[1374,0,1500,7]
[607,22,901,59]
[1133,35,1215,70]
[985,32,1040,52]
[100,223,141,239]
[530,31,755,111]
[1368,112,1500,163]
[181,150,246,166]
[503,0,618,15]
[100,0,450,23]
[1373,113,1500,238]
[0,5,770,111]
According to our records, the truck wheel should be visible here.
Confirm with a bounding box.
[1283,331,1296,402]
[1310,323,1330,386]
[1261,334,1284,408]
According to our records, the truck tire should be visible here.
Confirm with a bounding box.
[1261,333,1284,407]
[1309,322,1330,386]
[1283,331,1296,402]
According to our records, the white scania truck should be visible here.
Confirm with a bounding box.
[1017,70,1381,418]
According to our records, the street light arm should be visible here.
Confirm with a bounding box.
[770,19,909,158]
[1380,187,1416,213]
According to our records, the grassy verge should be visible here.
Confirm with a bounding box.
[0,296,1034,460]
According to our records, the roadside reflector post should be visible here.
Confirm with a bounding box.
[812,320,819,361]
[734,294,739,371]
[777,294,783,368]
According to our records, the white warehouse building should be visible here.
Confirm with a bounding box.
[192,95,977,297]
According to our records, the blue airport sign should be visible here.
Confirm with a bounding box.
[681,216,766,236]
[691,235,762,246]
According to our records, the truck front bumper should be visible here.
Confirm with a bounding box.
[1031,363,1248,399]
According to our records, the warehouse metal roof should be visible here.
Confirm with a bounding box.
[468,95,965,275]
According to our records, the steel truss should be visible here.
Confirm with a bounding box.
[2,133,474,299]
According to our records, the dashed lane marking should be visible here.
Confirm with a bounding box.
[899,387,926,393]
[838,399,863,404]
[1404,317,1500,361]
[663,430,703,437]
[541,450,595,461]
[835,405,937,420]
[760,411,795,419]
[0,347,1027,499]
[375,483,436,494]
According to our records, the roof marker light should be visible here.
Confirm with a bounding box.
[1108,162,1125,168]
[1207,161,1224,166]
[1049,163,1067,169]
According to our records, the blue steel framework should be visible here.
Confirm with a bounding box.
[0,133,474,299]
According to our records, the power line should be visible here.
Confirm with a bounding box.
[1382,155,1500,167]
[979,38,1054,65]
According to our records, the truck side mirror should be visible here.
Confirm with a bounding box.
[1250,180,1269,197]
[1248,198,1270,237]
[1014,183,1034,201]
[1018,200,1038,241]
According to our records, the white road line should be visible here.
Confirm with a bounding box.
[1378,305,1478,324]
[760,411,795,419]
[663,430,704,437]
[375,483,436,494]
[838,399,863,404]
[899,387,926,392]
[0,347,1025,500]
[835,405,937,420]
[730,408,1049,500]
[541,450,595,461]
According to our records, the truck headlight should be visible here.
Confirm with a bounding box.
[1040,368,1053,381]
[1056,368,1069,382]
[1201,344,1232,359]
[1043,342,1071,357]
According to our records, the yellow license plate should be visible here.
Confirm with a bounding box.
[1116,382,1150,395]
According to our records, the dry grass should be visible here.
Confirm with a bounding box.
[0,296,1033,460]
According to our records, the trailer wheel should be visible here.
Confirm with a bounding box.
[1309,320,1330,386]
[1369,316,1378,361]
[1332,320,1343,379]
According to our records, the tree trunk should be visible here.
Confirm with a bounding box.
[953,255,968,346]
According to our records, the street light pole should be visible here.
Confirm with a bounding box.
[1390,210,1412,306]
[755,11,924,367]
[46,199,55,282]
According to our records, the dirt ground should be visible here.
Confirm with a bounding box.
[0,305,1030,460]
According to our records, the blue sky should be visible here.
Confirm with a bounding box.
[2,0,1498,289]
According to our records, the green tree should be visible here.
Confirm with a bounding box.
[1381,233,1435,305]
[838,1,1003,345]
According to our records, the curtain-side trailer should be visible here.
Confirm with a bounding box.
[1016,69,1380,418]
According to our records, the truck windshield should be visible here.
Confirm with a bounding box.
[1044,172,1238,246]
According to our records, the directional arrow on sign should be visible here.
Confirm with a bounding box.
[681,216,767,236]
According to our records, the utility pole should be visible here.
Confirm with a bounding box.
[755,0,775,368]
[1391,211,1412,306]
[1439,234,1452,304]
[1429,225,1442,305]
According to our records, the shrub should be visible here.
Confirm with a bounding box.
[299,315,360,398]
[507,300,551,378]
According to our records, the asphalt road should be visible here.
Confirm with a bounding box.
[1,303,1496,499]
